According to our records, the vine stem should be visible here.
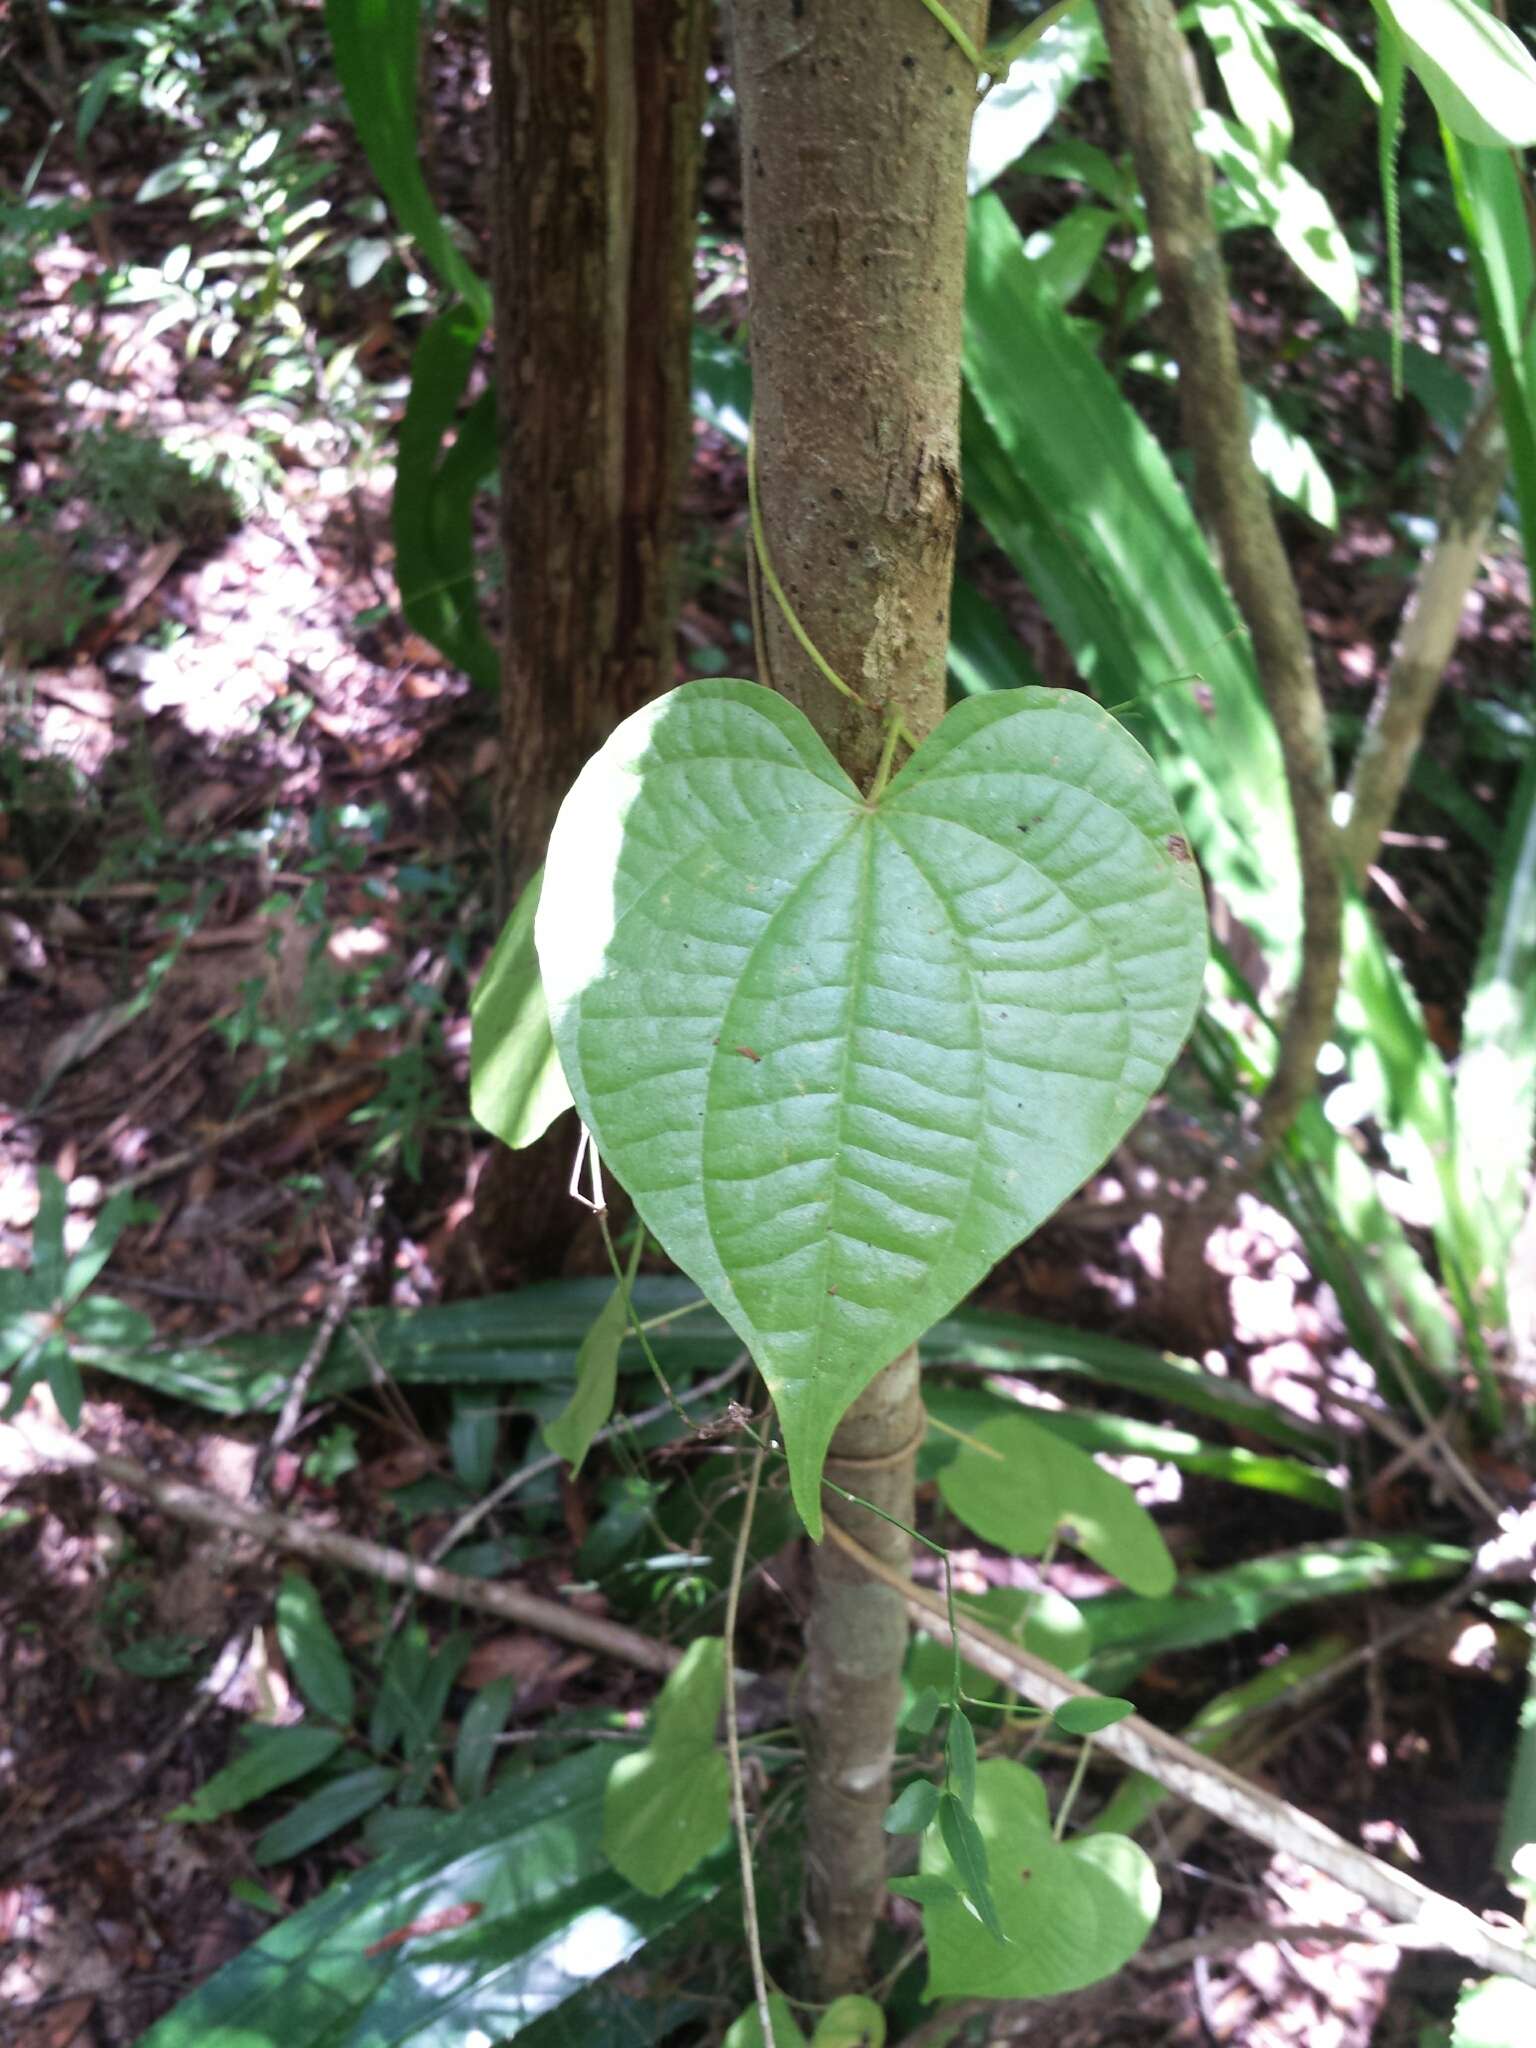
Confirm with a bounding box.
[723,1445,774,2042]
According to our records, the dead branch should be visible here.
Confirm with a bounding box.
[8,1408,679,1677]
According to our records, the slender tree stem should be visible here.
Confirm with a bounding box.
[1098,0,1341,1156]
[724,1448,773,2042]
[1343,390,1508,884]
[734,0,985,1992]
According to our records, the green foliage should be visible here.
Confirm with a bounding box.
[392,303,500,690]
[1,1171,150,1427]
[543,1245,638,1474]
[324,0,489,319]
[169,1725,348,1823]
[1451,1974,1536,2048]
[937,1411,1175,1597]
[275,1570,356,1724]
[139,1746,719,2047]
[1371,0,1536,150]
[919,1760,1159,2000]
[470,866,573,1150]
[535,678,1205,1532]
[602,1637,731,1896]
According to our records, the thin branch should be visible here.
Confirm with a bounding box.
[821,1515,1536,1991]
[425,1351,752,1567]
[9,1409,678,1677]
[1098,0,1341,1157]
[724,1447,774,2045]
[1135,1918,1444,1972]
[1343,391,1509,884]
[255,1179,389,1501]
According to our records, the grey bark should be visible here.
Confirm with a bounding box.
[733,0,985,1994]
[1343,392,1508,885]
[1099,0,1341,1155]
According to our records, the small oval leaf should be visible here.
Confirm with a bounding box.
[883,1778,942,1836]
[1053,1696,1136,1736]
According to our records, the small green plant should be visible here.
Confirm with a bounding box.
[0,526,103,663]
[70,423,238,546]
[0,1171,151,1428]
[170,1571,507,1862]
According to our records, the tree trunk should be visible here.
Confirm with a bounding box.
[733,0,984,1993]
[470,0,706,1289]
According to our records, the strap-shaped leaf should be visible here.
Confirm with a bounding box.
[537,680,1206,1534]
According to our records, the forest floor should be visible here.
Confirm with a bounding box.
[1,10,1532,2048]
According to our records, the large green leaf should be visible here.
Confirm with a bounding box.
[603,1638,730,1896]
[963,191,1301,976]
[137,1747,718,2048]
[323,0,489,316]
[536,679,1206,1534]
[922,1381,1342,1510]
[1197,110,1360,320]
[1197,0,1292,169]
[1373,0,1536,148]
[937,1411,1175,1596]
[969,0,1102,193]
[920,1760,1158,1998]
[1081,1535,1468,1665]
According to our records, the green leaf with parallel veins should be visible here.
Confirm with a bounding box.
[1373,0,1536,148]
[253,1765,399,1865]
[922,1760,1159,1998]
[938,1410,1175,1596]
[170,1724,345,1822]
[537,680,1206,1535]
[275,1572,355,1726]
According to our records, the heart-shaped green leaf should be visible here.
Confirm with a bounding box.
[921,1760,1159,1999]
[603,1637,730,1896]
[537,680,1206,1534]
[938,1410,1176,1596]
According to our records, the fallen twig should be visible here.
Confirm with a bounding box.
[823,1516,1536,1990]
[1135,1918,1443,1971]
[255,1179,389,1501]
[9,1409,678,1677]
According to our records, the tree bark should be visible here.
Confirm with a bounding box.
[1099,0,1341,1156]
[470,0,707,1288]
[733,0,985,1993]
[1343,391,1507,885]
